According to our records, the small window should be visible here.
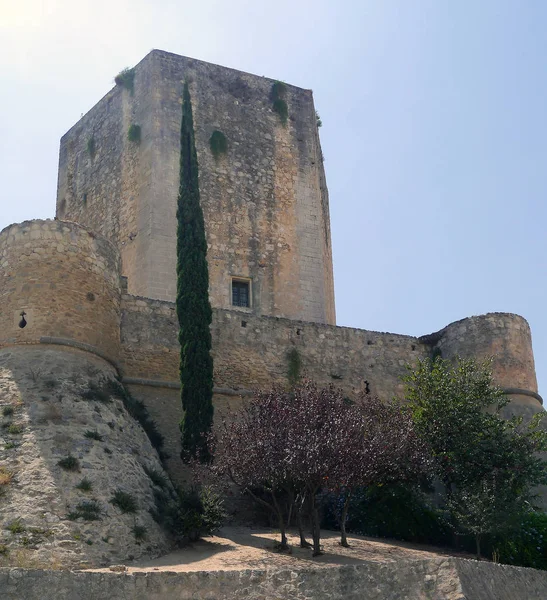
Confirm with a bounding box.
[232,279,250,308]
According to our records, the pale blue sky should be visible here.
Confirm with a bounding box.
[1,1,546,398]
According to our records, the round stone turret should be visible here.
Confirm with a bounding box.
[0,219,121,365]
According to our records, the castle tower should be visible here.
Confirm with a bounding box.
[56,50,336,325]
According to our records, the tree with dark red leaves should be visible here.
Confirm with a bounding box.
[211,381,431,555]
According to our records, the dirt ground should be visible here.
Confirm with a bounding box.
[102,527,471,573]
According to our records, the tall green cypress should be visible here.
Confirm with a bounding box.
[176,81,214,461]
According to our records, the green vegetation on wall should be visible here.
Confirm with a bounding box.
[176,81,214,462]
[209,130,228,158]
[271,81,288,125]
[127,124,141,143]
[114,67,135,94]
[316,111,322,128]
[286,347,301,387]
[86,136,96,158]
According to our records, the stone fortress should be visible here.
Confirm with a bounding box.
[0,49,544,487]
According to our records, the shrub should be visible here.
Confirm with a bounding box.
[143,465,168,489]
[150,485,225,544]
[111,490,138,514]
[114,67,135,93]
[209,130,228,158]
[67,500,102,521]
[58,455,80,471]
[81,381,111,403]
[0,467,13,486]
[75,477,93,492]
[132,524,147,542]
[128,124,141,143]
[7,424,23,435]
[493,512,547,571]
[4,442,17,450]
[316,111,322,128]
[84,429,103,441]
[107,381,164,451]
[7,519,25,534]
[2,406,14,417]
[0,544,8,555]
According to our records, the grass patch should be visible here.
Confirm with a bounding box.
[4,441,17,450]
[143,465,168,489]
[84,429,103,441]
[209,130,228,158]
[7,520,25,534]
[58,455,80,471]
[115,67,135,93]
[0,544,8,555]
[2,406,14,417]
[75,477,93,492]
[7,424,23,435]
[132,524,147,542]
[67,500,102,521]
[128,124,141,143]
[111,490,138,514]
[0,467,13,486]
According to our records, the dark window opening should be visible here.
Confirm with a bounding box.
[232,280,250,308]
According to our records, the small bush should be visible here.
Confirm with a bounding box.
[2,406,14,417]
[111,490,138,514]
[128,124,141,143]
[67,500,102,521]
[0,544,8,555]
[316,110,322,128]
[75,477,93,492]
[143,465,168,489]
[0,467,13,486]
[4,442,17,450]
[493,512,547,571]
[132,524,147,542]
[58,455,80,471]
[151,486,226,544]
[114,67,135,93]
[7,520,25,534]
[7,424,23,435]
[84,430,103,441]
[209,130,228,158]
[81,381,111,403]
[87,136,96,158]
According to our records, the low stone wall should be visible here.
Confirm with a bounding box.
[2,558,547,600]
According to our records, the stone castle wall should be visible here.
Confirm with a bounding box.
[0,220,121,364]
[56,50,336,325]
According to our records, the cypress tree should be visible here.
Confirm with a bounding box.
[176,81,214,461]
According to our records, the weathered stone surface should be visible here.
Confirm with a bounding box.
[0,346,173,568]
[1,558,547,599]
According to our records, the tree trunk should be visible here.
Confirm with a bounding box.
[272,493,289,550]
[475,534,481,560]
[339,491,351,547]
[310,490,322,556]
[297,494,312,548]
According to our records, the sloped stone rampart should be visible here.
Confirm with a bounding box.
[1,558,547,600]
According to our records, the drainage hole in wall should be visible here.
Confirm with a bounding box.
[19,311,27,329]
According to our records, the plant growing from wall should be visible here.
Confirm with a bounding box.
[209,130,228,158]
[271,81,288,125]
[114,67,135,94]
[286,347,301,387]
[127,124,141,143]
[176,81,214,462]
[86,136,96,158]
[316,111,322,128]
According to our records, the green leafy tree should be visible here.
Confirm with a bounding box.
[176,81,214,461]
[404,356,547,557]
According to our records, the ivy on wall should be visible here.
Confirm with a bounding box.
[271,81,288,125]
[176,82,214,462]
